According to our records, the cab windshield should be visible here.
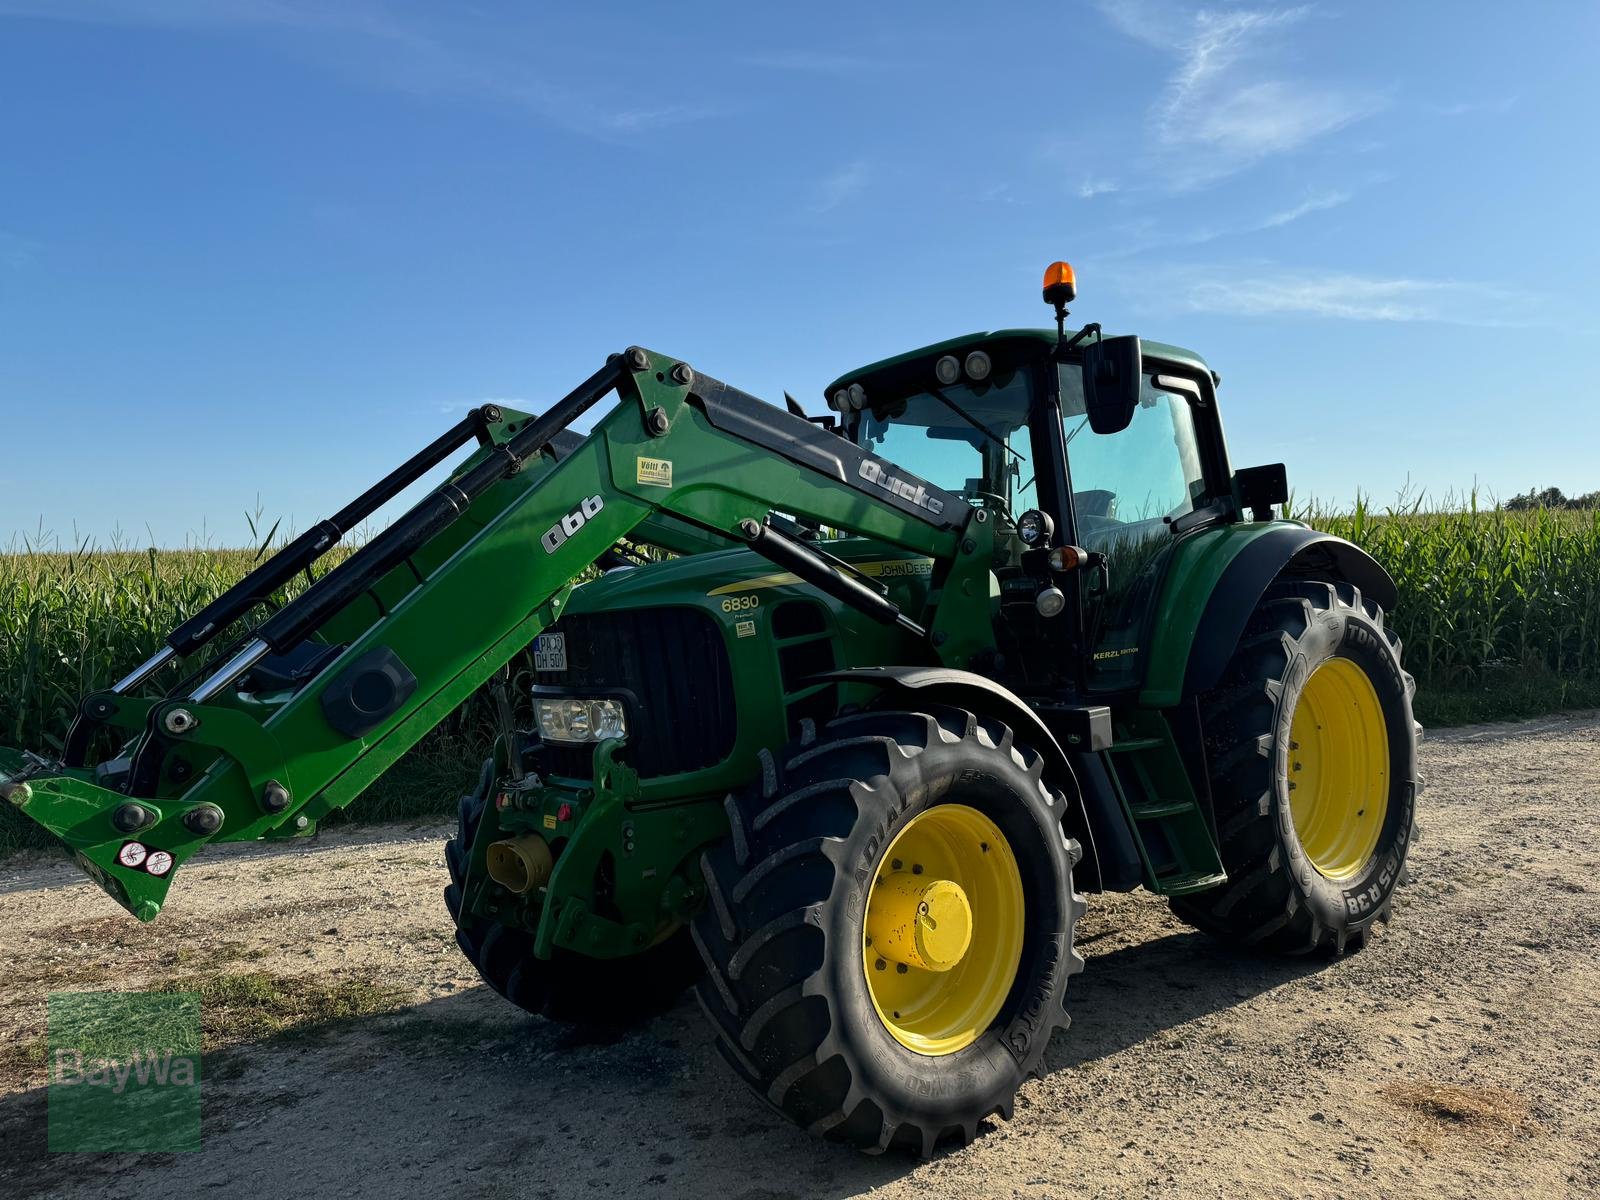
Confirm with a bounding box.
[855,369,1037,517]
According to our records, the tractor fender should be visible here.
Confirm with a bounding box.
[1179,526,1397,699]
[813,666,1130,890]
[812,666,1073,787]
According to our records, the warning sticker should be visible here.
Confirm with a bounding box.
[735,619,757,639]
[117,842,148,869]
[636,456,673,488]
[543,814,558,830]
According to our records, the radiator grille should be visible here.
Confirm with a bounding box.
[533,607,736,779]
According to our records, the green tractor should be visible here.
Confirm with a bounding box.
[2,263,1417,1154]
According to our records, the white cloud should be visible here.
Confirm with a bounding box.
[601,103,728,133]
[1260,190,1351,228]
[0,1,727,140]
[809,161,870,214]
[1093,187,1355,259]
[438,397,527,414]
[1428,96,1517,117]
[1078,177,1119,199]
[1156,267,1517,324]
[1098,2,1383,187]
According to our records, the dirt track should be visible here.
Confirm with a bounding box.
[3,713,1599,1199]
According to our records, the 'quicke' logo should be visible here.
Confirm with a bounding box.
[857,459,945,516]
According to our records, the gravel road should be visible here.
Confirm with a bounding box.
[3,712,1598,1199]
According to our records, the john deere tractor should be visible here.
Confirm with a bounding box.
[2,263,1417,1155]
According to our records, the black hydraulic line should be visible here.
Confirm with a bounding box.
[165,408,498,657]
[254,358,625,653]
[739,518,927,639]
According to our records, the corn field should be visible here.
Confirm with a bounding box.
[1293,495,1600,696]
[3,500,1600,758]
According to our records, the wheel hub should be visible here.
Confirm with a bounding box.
[866,874,973,972]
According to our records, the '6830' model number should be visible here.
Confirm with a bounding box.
[720,594,760,613]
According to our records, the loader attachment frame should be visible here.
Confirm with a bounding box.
[3,347,994,920]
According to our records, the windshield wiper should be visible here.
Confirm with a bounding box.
[925,385,1026,463]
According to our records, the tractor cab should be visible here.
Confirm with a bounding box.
[823,268,1239,694]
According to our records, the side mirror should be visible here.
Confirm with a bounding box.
[1081,335,1142,434]
[1235,463,1288,521]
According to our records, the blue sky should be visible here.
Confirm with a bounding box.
[2,1,1596,546]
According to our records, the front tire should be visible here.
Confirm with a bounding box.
[693,707,1084,1156]
[443,766,702,1025]
[1173,579,1419,955]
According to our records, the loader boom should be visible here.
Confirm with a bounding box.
[1,347,992,921]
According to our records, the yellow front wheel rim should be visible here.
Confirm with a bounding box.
[863,804,1024,1056]
[1289,657,1391,881]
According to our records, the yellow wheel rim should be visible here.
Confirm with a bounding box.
[1289,657,1390,881]
[862,804,1024,1056]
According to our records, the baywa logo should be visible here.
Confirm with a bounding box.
[47,991,202,1152]
[52,1047,197,1093]
[857,459,945,516]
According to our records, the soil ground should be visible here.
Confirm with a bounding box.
[2,713,1598,1199]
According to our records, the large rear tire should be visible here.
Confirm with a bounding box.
[443,765,702,1025]
[1173,579,1419,955]
[692,707,1084,1156]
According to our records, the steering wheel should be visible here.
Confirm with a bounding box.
[967,489,1017,528]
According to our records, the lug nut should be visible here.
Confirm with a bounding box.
[260,781,291,813]
[738,518,762,540]
[645,406,670,436]
[670,362,695,386]
[624,346,650,372]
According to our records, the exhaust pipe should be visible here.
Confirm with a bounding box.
[485,834,554,894]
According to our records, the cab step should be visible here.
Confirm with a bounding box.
[1102,712,1226,896]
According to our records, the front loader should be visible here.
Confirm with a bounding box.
[3,263,1419,1155]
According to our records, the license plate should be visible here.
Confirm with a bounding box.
[533,633,567,672]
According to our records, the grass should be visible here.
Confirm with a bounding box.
[1381,1080,1533,1153]
[152,969,409,1045]
[3,496,1598,853]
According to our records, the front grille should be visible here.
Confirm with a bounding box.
[533,607,736,779]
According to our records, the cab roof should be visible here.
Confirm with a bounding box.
[822,327,1215,399]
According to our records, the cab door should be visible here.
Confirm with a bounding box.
[1057,365,1213,693]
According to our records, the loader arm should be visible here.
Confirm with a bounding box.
[0,347,994,921]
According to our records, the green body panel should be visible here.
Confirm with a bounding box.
[479,536,969,955]
[1136,520,1308,709]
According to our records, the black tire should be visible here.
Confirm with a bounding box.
[443,763,702,1025]
[1173,579,1419,955]
[692,706,1085,1156]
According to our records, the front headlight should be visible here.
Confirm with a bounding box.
[536,697,628,744]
